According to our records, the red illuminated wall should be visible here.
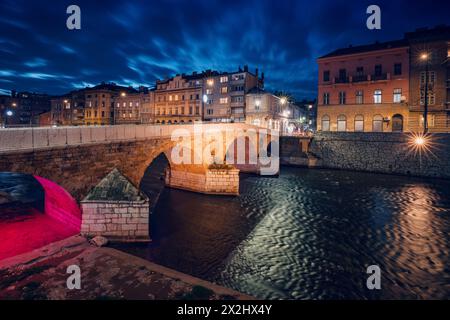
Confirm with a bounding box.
[34,176,81,232]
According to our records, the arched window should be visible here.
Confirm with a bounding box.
[373,115,383,132]
[337,115,347,132]
[321,115,330,131]
[354,115,364,132]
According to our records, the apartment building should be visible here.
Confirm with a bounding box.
[154,74,204,124]
[406,26,450,133]
[317,40,410,132]
[114,88,154,125]
[245,88,294,133]
[84,83,137,126]
[51,90,85,126]
[317,25,450,133]
[203,66,263,123]
[1,91,51,127]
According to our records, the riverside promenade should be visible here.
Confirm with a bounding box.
[0,236,252,300]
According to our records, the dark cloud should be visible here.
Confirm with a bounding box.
[0,0,448,99]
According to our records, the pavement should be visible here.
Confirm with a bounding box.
[0,235,252,300]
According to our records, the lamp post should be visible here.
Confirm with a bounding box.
[421,53,429,134]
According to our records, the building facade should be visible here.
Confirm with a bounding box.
[154,74,203,124]
[317,40,410,132]
[245,88,296,133]
[203,66,263,123]
[317,25,450,133]
[83,83,137,126]
[114,89,154,125]
[406,26,450,133]
[1,91,51,127]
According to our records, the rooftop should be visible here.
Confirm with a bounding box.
[319,39,408,59]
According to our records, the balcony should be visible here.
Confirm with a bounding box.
[334,77,349,84]
[352,75,368,83]
[371,73,388,81]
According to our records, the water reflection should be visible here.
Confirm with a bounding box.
[117,167,450,299]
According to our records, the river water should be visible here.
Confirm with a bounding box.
[117,167,450,299]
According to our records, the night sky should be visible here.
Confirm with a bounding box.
[0,0,449,99]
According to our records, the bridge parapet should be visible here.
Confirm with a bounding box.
[0,123,260,152]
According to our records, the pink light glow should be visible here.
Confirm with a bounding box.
[0,176,81,261]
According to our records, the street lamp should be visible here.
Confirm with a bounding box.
[420,52,430,134]
[120,92,126,97]
[4,110,13,127]
[280,97,287,105]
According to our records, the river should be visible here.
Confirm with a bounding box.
[116,167,450,299]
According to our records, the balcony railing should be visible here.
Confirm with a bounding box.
[334,77,349,84]
[352,75,368,82]
[371,73,388,81]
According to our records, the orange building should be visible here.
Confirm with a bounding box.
[317,40,410,132]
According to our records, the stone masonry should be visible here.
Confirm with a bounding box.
[308,132,450,179]
[80,169,150,242]
[166,168,239,195]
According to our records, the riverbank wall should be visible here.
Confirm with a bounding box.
[281,133,450,179]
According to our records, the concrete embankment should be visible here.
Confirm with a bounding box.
[0,235,252,300]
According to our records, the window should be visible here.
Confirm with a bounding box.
[195,107,199,115]
[338,69,347,81]
[129,102,132,107]
[220,76,228,83]
[321,115,330,131]
[373,115,383,132]
[420,90,436,105]
[374,90,382,104]
[420,115,436,128]
[117,103,120,108]
[169,95,173,101]
[393,88,402,103]
[252,119,261,126]
[374,64,382,76]
[356,90,364,104]
[323,92,330,105]
[339,91,346,104]
[189,106,193,114]
[101,111,105,117]
[231,96,244,103]
[207,109,213,115]
[323,70,330,82]
[206,89,213,94]
[220,97,228,104]
[337,115,347,132]
[420,71,436,84]
[181,107,185,115]
[356,67,364,76]
[394,63,402,75]
[354,115,364,132]
[221,87,228,94]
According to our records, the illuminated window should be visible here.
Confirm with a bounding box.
[374,90,382,104]
[393,88,402,103]
[206,89,213,95]
[356,90,364,104]
[221,87,228,94]
[220,98,228,104]
[373,115,383,132]
[220,76,228,83]
[321,115,330,131]
[323,92,330,105]
[354,115,364,132]
[339,91,346,104]
[337,115,347,132]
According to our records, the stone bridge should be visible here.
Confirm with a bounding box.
[0,123,279,201]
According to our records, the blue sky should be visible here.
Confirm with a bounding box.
[0,0,449,99]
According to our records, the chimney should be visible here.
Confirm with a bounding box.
[244,65,248,72]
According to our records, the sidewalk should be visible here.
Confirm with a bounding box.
[0,235,252,300]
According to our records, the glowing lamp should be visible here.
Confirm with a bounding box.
[6,110,13,116]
